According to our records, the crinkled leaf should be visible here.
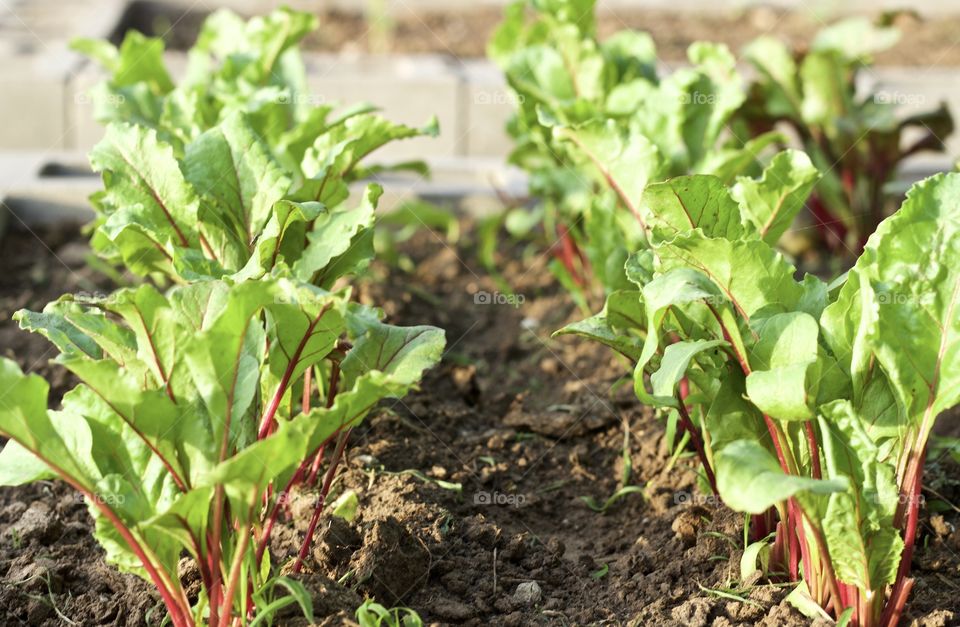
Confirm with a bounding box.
[732,150,819,245]
[816,401,904,592]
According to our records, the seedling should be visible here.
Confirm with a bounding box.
[355,599,423,627]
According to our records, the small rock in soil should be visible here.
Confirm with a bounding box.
[463,515,500,550]
[513,581,542,606]
[501,534,528,562]
[930,514,953,537]
[351,516,430,604]
[6,501,62,544]
[545,537,566,558]
[539,358,559,374]
[671,506,709,547]
[912,609,957,627]
[353,454,379,468]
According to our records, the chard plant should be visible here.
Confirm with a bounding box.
[0,276,443,626]
[73,8,436,164]
[0,82,445,627]
[84,110,430,284]
[0,11,448,622]
[489,0,792,298]
[559,171,960,625]
[73,7,437,278]
[738,17,954,258]
[73,7,324,155]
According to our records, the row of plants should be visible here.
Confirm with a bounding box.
[490,0,953,300]
[493,1,959,625]
[0,9,443,626]
[0,2,955,625]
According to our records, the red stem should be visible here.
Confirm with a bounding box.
[254,437,334,566]
[292,429,351,574]
[881,447,927,627]
[257,306,331,439]
[554,224,586,288]
[808,194,848,253]
[306,446,328,490]
[787,501,801,581]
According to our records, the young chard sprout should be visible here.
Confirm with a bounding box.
[559,171,960,626]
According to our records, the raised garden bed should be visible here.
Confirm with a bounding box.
[3,3,960,626]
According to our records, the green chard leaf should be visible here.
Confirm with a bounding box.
[816,401,903,593]
[716,439,845,514]
[732,150,819,245]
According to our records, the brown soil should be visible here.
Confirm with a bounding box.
[0,223,959,625]
[132,3,960,66]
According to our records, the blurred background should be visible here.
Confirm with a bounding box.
[1,0,959,226]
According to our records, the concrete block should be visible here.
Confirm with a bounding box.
[0,57,70,150]
[460,60,516,158]
[68,60,109,154]
[866,67,960,158]
[310,0,960,17]
[0,0,127,151]
[303,53,461,159]
[0,152,97,228]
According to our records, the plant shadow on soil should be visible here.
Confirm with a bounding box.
[0,222,959,626]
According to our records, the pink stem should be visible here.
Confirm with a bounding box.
[292,429,351,574]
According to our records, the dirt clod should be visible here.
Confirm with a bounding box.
[7,501,62,544]
[313,516,362,568]
[351,516,430,604]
